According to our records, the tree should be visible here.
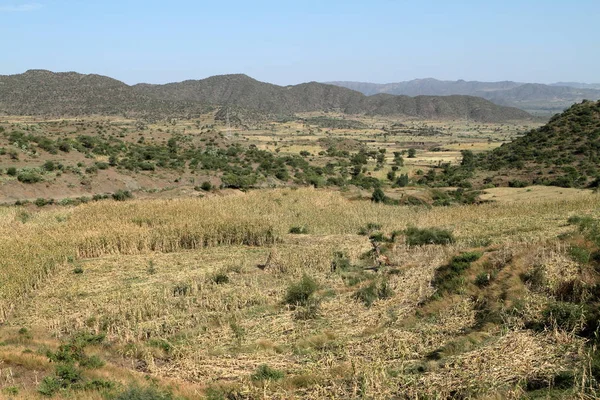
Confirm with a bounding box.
[408,148,417,158]
[396,174,409,187]
[461,150,475,168]
[372,187,386,203]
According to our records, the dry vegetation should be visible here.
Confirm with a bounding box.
[1,188,600,399]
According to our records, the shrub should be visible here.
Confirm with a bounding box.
[17,171,42,184]
[508,180,528,188]
[200,181,212,191]
[371,187,387,203]
[542,302,585,332]
[211,273,229,285]
[42,160,56,171]
[115,386,174,400]
[289,226,309,234]
[474,272,492,287]
[404,227,455,246]
[73,266,84,274]
[251,364,284,381]
[353,278,394,307]
[112,190,133,201]
[407,148,417,158]
[6,167,17,176]
[284,275,318,307]
[569,246,591,265]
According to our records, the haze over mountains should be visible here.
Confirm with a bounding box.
[328,79,600,115]
[0,70,531,122]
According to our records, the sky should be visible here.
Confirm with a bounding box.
[1,0,598,85]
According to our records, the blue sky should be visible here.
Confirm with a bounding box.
[1,0,598,85]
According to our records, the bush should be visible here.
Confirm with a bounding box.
[211,273,229,285]
[542,302,585,332]
[404,227,455,246]
[284,275,318,307]
[353,279,394,307]
[200,181,212,191]
[6,167,17,176]
[371,187,387,203]
[42,160,56,171]
[251,364,284,381]
[508,180,528,188]
[289,226,309,234]
[17,171,42,184]
[115,386,175,400]
[112,190,133,201]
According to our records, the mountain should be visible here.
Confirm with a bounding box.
[0,70,532,122]
[328,79,523,97]
[551,82,600,90]
[0,70,204,117]
[478,100,600,187]
[133,74,532,121]
[328,79,600,115]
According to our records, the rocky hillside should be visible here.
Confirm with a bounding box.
[0,70,532,122]
[0,70,205,117]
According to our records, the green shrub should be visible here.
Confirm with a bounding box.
[404,227,455,246]
[17,171,42,184]
[508,180,528,188]
[474,272,492,287]
[251,364,285,381]
[112,190,133,201]
[200,181,212,191]
[542,302,585,332]
[115,385,175,400]
[371,187,387,203]
[42,160,56,171]
[353,278,394,307]
[284,275,318,307]
[6,167,17,176]
[569,246,591,264]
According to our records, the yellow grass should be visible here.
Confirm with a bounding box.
[1,188,599,398]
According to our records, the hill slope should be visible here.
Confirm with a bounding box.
[329,79,600,115]
[479,100,600,187]
[0,70,204,117]
[135,74,532,121]
[0,70,532,121]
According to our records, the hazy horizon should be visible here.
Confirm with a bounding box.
[1,0,598,86]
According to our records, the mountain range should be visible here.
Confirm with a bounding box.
[328,79,600,115]
[0,70,531,122]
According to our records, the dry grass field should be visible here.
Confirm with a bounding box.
[1,188,600,399]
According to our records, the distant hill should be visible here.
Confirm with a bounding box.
[134,74,531,121]
[478,100,600,187]
[550,82,600,90]
[0,70,204,117]
[328,79,600,115]
[0,70,532,122]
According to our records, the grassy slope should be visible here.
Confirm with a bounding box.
[479,100,600,187]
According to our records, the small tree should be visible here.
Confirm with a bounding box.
[407,148,417,158]
[372,187,386,203]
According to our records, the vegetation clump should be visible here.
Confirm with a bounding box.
[404,226,455,246]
